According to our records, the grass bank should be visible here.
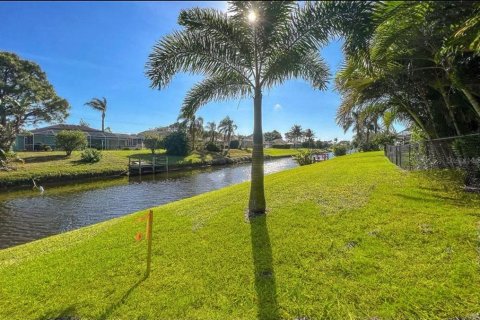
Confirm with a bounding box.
[1,152,478,319]
[0,148,302,188]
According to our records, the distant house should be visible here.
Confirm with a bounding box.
[239,134,254,148]
[14,124,143,151]
[264,138,288,148]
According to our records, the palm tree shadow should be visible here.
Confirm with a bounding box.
[249,214,280,319]
[99,274,147,320]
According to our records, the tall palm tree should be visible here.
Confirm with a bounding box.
[146,2,333,215]
[288,125,303,148]
[304,128,315,148]
[205,121,217,143]
[181,115,204,150]
[84,97,107,132]
[218,116,237,153]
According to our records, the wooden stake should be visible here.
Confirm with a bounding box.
[145,209,153,277]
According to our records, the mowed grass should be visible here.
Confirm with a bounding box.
[263,148,306,157]
[0,152,479,319]
[0,148,301,187]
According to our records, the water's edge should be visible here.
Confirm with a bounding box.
[0,157,298,249]
[0,154,292,190]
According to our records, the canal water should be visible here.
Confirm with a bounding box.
[0,158,298,249]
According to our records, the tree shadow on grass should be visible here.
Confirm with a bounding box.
[39,305,79,320]
[98,274,147,320]
[249,214,280,320]
[24,154,68,163]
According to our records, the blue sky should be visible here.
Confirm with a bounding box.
[1,1,352,140]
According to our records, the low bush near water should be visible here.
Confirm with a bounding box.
[80,148,102,163]
[293,150,314,166]
[333,145,347,156]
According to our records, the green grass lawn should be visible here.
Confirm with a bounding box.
[263,148,306,157]
[0,148,302,187]
[1,152,478,319]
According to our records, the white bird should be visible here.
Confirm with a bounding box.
[32,179,45,194]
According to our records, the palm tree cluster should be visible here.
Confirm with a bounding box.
[336,1,480,142]
[146,1,341,215]
[178,115,238,152]
[218,116,237,152]
[285,125,315,148]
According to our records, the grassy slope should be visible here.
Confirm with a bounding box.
[0,152,478,319]
[0,148,301,186]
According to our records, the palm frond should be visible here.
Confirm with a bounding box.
[84,97,107,112]
[180,73,252,119]
[146,30,253,89]
[262,50,329,90]
[178,7,253,62]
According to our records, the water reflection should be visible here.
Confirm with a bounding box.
[0,158,297,249]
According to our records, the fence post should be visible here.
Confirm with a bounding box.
[399,145,402,168]
[146,209,153,277]
[395,146,398,166]
[408,144,412,170]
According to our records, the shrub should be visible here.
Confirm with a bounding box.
[205,142,220,152]
[272,144,291,149]
[293,150,314,166]
[0,150,24,169]
[229,140,240,149]
[357,141,380,152]
[164,131,190,156]
[80,148,102,163]
[371,133,396,151]
[55,130,87,156]
[43,145,52,151]
[333,145,348,156]
[143,133,164,154]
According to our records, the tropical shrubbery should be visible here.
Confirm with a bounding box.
[293,149,314,166]
[55,130,87,156]
[0,149,24,171]
[333,145,347,157]
[80,148,102,163]
[335,1,480,143]
[205,142,220,152]
[164,131,190,156]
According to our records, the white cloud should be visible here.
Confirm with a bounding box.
[273,103,282,111]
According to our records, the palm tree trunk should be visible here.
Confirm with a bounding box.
[438,85,462,136]
[461,88,480,119]
[249,87,266,215]
[400,102,433,139]
[101,112,105,132]
[227,132,231,154]
[192,129,196,151]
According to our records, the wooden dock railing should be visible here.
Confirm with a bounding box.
[128,155,168,176]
